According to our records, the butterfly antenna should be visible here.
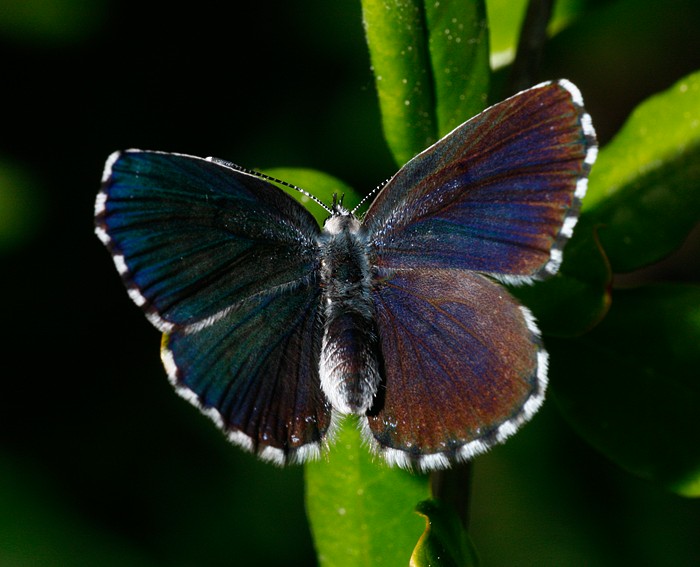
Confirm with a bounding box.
[330,193,356,217]
[207,157,333,215]
[351,176,391,216]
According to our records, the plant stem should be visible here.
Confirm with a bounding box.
[509,0,555,93]
[430,462,473,529]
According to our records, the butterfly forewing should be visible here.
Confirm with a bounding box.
[96,150,322,329]
[363,80,597,282]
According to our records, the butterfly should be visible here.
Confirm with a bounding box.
[95,79,597,472]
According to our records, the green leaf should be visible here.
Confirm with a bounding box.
[548,284,700,497]
[584,69,700,273]
[410,499,479,567]
[262,167,362,226]
[361,0,436,166]
[515,69,700,336]
[484,0,527,69]
[361,0,490,165]
[305,416,430,567]
[424,0,490,136]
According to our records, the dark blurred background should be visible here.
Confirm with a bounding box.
[2,1,699,565]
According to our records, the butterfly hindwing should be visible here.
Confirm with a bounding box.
[365,268,546,471]
[363,80,597,283]
[163,281,330,464]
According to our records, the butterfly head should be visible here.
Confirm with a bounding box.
[322,194,358,235]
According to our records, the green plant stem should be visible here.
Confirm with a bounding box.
[429,462,474,530]
[509,0,554,93]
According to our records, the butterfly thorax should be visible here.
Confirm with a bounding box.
[317,212,381,415]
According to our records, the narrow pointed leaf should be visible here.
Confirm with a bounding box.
[361,0,436,165]
[410,499,479,567]
[362,1,491,165]
[424,0,490,135]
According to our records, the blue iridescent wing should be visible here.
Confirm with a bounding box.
[95,150,330,461]
[96,150,321,329]
[162,282,331,464]
[363,80,597,283]
[364,269,546,471]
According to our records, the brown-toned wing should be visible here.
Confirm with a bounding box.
[365,268,547,471]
